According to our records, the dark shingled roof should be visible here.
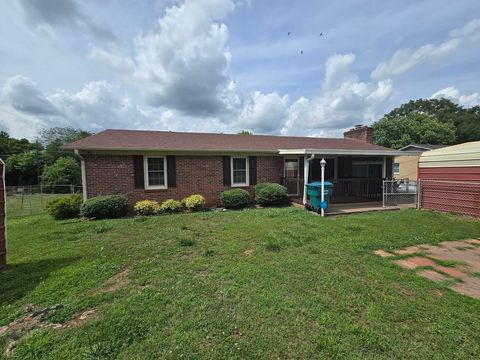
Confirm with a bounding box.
[63,129,394,153]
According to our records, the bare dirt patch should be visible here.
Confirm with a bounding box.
[1,304,99,357]
[243,249,254,257]
[376,239,480,299]
[91,267,131,295]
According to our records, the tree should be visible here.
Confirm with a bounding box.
[39,127,92,164]
[384,98,480,143]
[5,151,42,185]
[41,157,82,186]
[237,130,252,135]
[372,113,456,149]
[0,131,37,159]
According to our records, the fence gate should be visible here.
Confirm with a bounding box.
[383,179,418,208]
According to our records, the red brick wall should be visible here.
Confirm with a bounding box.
[343,126,374,144]
[84,155,284,207]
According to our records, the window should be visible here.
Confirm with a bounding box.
[231,157,249,186]
[393,162,400,173]
[284,158,299,178]
[144,156,167,189]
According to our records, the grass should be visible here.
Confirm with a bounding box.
[1,208,480,359]
[6,194,77,219]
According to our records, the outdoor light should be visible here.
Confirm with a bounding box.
[320,158,326,217]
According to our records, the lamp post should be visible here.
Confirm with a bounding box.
[320,158,326,217]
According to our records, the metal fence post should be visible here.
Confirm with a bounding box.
[382,180,385,207]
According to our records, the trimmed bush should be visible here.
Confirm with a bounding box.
[160,199,183,213]
[255,183,289,206]
[220,188,251,209]
[182,194,206,211]
[134,200,160,216]
[80,195,128,219]
[46,194,83,220]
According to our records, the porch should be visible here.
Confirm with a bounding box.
[291,199,401,216]
[278,148,399,206]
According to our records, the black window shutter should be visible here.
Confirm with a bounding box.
[167,155,176,187]
[133,155,144,188]
[223,156,231,186]
[249,156,257,185]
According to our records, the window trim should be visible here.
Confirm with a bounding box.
[144,156,168,189]
[230,156,249,187]
[393,162,400,173]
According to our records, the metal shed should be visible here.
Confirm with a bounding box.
[0,159,6,269]
[418,141,480,216]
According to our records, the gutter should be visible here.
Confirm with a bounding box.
[74,150,87,202]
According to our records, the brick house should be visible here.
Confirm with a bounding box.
[63,126,399,207]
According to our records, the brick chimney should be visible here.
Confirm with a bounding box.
[343,125,374,144]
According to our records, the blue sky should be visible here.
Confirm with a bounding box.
[0,0,479,139]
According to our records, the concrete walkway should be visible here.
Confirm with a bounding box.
[375,238,480,299]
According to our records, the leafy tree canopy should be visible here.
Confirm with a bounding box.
[5,151,42,185]
[238,130,252,135]
[42,157,82,186]
[0,131,37,159]
[39,127,93,164]
[372,113,456,149]
[382,98,480,143]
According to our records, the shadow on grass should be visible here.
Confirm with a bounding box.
[0,257,78,307]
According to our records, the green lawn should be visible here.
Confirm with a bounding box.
[1,208,480,359]
[6,194,74,218]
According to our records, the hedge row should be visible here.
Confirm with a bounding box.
[47,183,289,220]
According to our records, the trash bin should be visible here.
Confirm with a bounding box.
[306,181,334,212]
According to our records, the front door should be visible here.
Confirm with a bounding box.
[284,157,300,196]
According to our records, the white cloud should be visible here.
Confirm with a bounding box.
[281,54,394,135]
[372,18,480,80]
[431,86,480,108]
[88,46,135,73]
[15,0,117,42]
[0,75,154,136]
[1,75,59,115]
[129,0,234,115]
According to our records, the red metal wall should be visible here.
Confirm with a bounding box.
[0,160,6,269]
[419,166,480,216]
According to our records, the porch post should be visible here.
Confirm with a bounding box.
[303,154,309,205]
[382,156,386,178]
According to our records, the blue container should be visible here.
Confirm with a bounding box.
[306,181,334,211]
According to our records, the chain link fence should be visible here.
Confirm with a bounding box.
[383,179,418,208]
[6,185,82,218]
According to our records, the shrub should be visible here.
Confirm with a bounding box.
[255,183,289,206]
[134,200,160,216]
[220,188,251,209]
[46,194,83,220]
[182,194,206,211]
[80,195,128,219]
[160,199,183,213]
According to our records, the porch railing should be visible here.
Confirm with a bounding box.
[281,178,383,203]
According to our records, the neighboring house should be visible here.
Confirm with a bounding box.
[63,125,399,208]
[394,144,447,180]
[418,141,480,216]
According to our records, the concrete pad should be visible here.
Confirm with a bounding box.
[394,257,436,270]
[374,250,394,258]
[434,265,466,278]
[418,270,448,282]
[451,277,480,299]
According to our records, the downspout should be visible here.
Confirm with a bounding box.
[303,154,315,205]
[74,149,87,202]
